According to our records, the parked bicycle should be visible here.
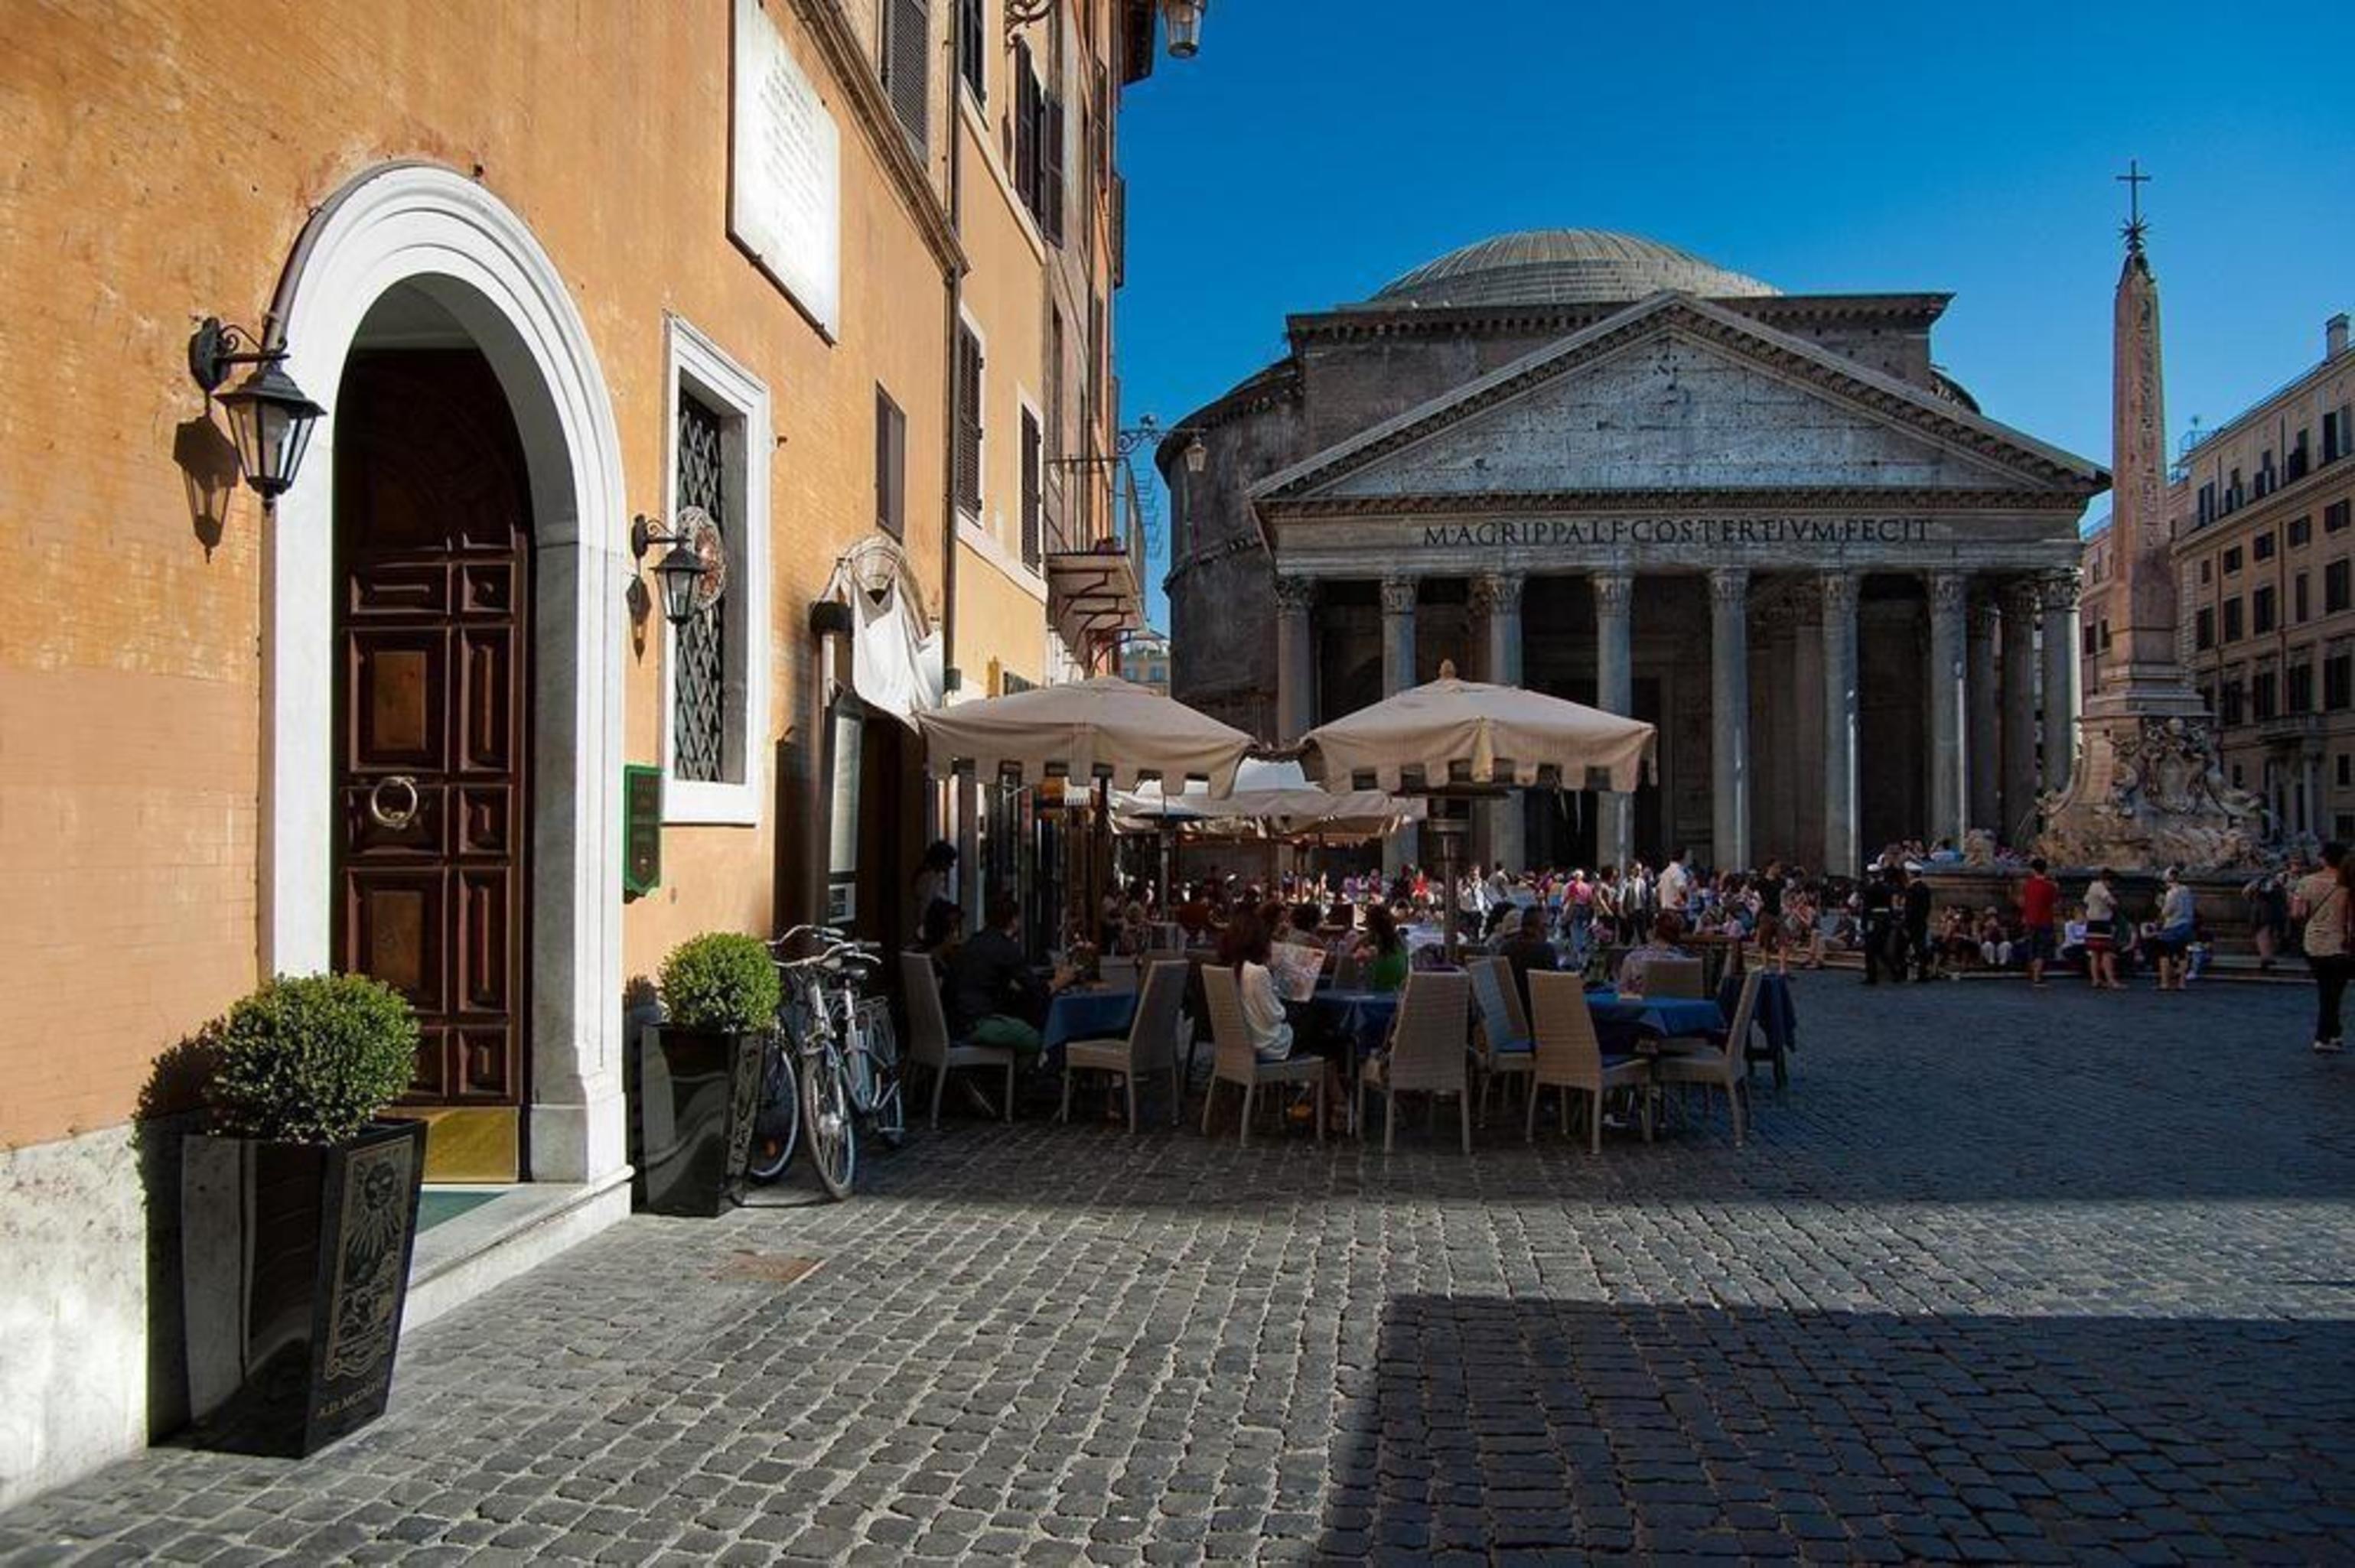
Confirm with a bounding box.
[750,926,902,1199]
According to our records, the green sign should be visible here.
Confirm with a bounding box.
[623,765,663,899]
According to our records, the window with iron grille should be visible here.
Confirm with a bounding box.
[954,324,983,517]
[1019,407,1042,569]
[956,0,985,101]
[882,0,930,150]
[674,392,728,783]
[875,385,906,538]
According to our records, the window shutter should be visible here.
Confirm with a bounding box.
[955,329,983,516]
[1042,90,1066,246]
[1021,408,1042,568]
[1014,42,1040,219]
[875,386,906,538]
[957,0,985,102]
[884,0,930,150]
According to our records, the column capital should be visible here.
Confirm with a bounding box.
[1819,569,1859,616]
[1379,575,1419,616]
[1591,571,1635,615]
[2002,577,2043,619]
[2038,568,2083,613]
[1928,569,1971,614]
[1708,564,1750,609]
[1272,574,1317,614]
[1471,570,1525,616]
[1968,597,2001,639]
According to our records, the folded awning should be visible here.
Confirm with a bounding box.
[824,543,943,726]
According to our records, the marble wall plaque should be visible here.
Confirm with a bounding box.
[730,0,842,338]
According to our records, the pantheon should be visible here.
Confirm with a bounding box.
[1158,229,2107,874]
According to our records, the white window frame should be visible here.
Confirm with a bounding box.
[661,314,772,826]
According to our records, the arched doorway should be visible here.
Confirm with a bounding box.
[265,164,627,1185]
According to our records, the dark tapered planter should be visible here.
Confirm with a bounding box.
[627,1026,764,1216]
[180,1118,426,1458]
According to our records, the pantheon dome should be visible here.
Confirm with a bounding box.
[1366,228,1779,308]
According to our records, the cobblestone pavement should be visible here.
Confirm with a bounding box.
[6,975,2355,1565]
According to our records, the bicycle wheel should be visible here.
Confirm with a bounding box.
[746,1037,800,1183]
[800,1043,857,1199]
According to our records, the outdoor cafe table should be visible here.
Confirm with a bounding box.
[1041,986,1138,1067]
[1583,987,1725,1052]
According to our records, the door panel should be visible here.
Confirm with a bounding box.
[334,349,533,1181]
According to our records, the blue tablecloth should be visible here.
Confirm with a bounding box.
[1309,989,1401,1056]
[1042,987,1138,1052]
[1585,987,1725,1045]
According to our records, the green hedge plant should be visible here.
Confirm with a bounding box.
[659,933,780,1033]
[205,974,421,1144]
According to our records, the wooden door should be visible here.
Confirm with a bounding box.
[334,350,533,1180]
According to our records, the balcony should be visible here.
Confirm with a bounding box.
[1045,461,1150,668]
[2256,712,2324,747]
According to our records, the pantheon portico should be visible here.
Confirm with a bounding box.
[1161,232,2107,874]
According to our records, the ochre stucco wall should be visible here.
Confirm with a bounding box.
[0,0,958,1147]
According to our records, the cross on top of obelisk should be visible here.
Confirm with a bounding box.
[2118,159,2151,253]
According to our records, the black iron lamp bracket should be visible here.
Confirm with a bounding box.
[187,317,280,394]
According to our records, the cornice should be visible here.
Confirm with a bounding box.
[2167,463,2355,559]
[1287,291,1952,346]
[789,0,966,278]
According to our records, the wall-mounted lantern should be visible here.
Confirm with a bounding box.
[1161,0,1207,57]
[187,317,327,503]
[631,509,725,626]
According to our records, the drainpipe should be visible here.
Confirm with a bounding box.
[942,13,979,930]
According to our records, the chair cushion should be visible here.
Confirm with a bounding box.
[1488,1036,1534,1056]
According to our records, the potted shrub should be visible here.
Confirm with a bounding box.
[630,932,778,1215]
[180,973,425,1458]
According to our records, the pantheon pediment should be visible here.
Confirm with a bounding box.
[1252,293,2106,511]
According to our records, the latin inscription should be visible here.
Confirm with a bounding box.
[1420,517,1935,550]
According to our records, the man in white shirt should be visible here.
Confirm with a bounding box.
[1658,852,1692,914]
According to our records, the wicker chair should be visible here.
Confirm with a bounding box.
[1359,971,1474,1153]
[1527,971,1652,1151]
[1059,959,1187,1133]
[899,951,1016,1129]
[1653,969,1761,1146]
[1468,956,1535,1121]
[1641,955,1706,999]
[1199,965,1324,1146]
[1098,955,1140,992]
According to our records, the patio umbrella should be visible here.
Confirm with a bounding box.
[1297,665,1656,959]
[1295,667,1655,796]
[915,675,1252,794]
[1122,757,1425,836]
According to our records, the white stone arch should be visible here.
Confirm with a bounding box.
[263,161,627,1181]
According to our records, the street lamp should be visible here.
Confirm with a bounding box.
[1046,415,1209,477]
[187,317,327,503]
[631,509,725,627]
[1162,0,1207,58]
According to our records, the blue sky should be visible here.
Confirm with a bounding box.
[1111,0,2355,626]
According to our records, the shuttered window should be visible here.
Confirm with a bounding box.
[1011,40,1064,245]
[882,0,930,151]
[1020,408,1042,569]
[954,326,983,517]
[956,0,985,102]
[875,385,906,538]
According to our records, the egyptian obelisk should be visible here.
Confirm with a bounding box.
[2086,164,2204,721]
[2037,166,2264,870]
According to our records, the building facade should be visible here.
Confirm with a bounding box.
[2161,314,2355,842]
[1165,231,2106,875]
[0,0,1174,1507]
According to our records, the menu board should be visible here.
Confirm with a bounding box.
[730,0,842,337]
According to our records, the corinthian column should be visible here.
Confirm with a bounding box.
[1381,574,1419,875]
[1709,566,1751,870]
[2000,581,2041,838]
[1928,571,1969,845]
[1967,596,1999,836]
[1593,571,1635,870]
[2040,570,2081,794]
[1273,575,1318,743]
[1474,571,1526,870]
[1822,571,1859,876]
